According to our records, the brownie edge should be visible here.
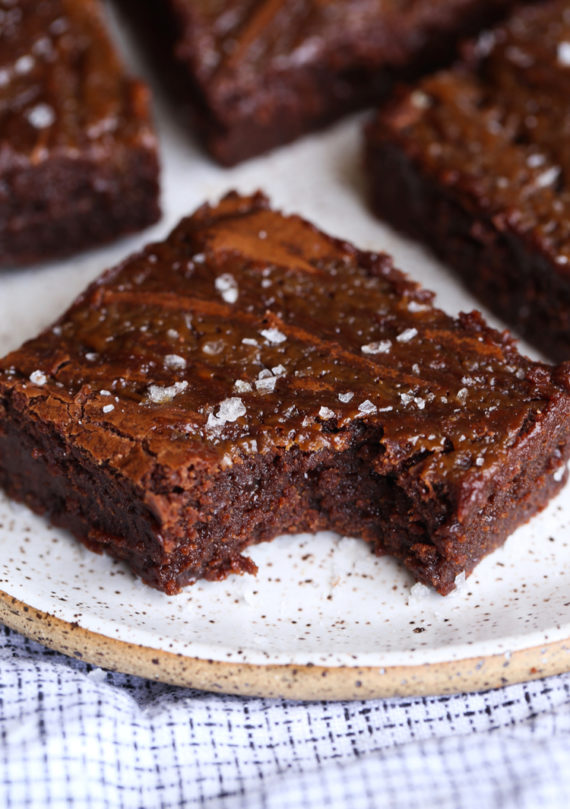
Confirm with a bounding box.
[365,0,570,362]
[0,0,160,268]
[1,191,570,595]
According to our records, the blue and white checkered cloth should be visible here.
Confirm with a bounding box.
[1,625,570,808]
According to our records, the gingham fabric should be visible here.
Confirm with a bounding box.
[1,625,569,809]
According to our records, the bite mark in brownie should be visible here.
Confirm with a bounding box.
[130,0,533,165]
[1,192,569,595]
[365,0,570,362]
[0,0,161,268]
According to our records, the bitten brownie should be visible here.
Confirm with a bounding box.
[1,192,569,595]
[0,0,160,268]
[138,0,531,165]
[365,0,570,362]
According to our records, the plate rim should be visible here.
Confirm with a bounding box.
[2,588,569,700]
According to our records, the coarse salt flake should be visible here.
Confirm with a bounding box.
[318,406,335,420]
[234,379,252,393]
[206,397,246,430]
[242,337,258,346]
[26,103,55,129]
[558,41,570,66]
[29,370,47,386]
[535,166,560,189]
[396,328,418,343]
[15,55,34,74]
[361,340,391,355]
[338,392,354,403]
[215,273,239,304]
[260,327,286,344]
[164,354,186,370]
[146,381,188,404]
[457,387,468,404]
[358,400,377,415]
[255,376,277,393]
[102,404,115,414]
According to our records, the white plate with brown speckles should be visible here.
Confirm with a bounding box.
[0,8,569,700]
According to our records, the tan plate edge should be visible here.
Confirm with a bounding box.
[1,588,569,700]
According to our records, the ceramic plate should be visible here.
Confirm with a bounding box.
[0,10,569,700]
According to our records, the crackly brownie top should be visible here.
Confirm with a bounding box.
[368,0,570,270]
[170,0,495,120]
[0,0,155,168]
[1,192,569,500]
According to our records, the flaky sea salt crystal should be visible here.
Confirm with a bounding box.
[410,90,431,109]
[414,397,426,410]
[260,327,286,344]
[26,103,55,129]
[164,354,186,370]
[85,353,97,361]
[202,341,224,355]
[407,582,431,605]
[167,328,179,339]
[29,370,47,386]
[193,253,205,263]
[14,55,34,74]
[396,328,418,343]
[146,381,188,404]
[558,41,570,66]
[475,456,484,467]
[527,153,546,168]
[234,379,252,393]
[457,387,468,404]
[408,300,428,313]
[207,397,246,430]
[272,365,286,376]
[535,166,560,189]
[358,400,377,415]
[100,390,111,397]
[255,376,277,393]
[242,337,258,346]
[338,392,354,403]
[361,340,391,355]
[400,392,413,406]
[319,406,335,419]
[102,404,115,414]
[215,273,239,304]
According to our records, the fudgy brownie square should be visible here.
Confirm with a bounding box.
[137,0,531,165]
[365,0,570,361]
[0,0,160,267]
[1,192,569,594]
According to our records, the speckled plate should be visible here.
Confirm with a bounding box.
[0,12,569,700]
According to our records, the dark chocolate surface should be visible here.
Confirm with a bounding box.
[149,0,528,164]
[0,0,160,266]
[1,192,569,593]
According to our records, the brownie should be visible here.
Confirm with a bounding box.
[365,0,570,362]
[0,0,160,268]
[1,191,569,595]
[132,0,533,165]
